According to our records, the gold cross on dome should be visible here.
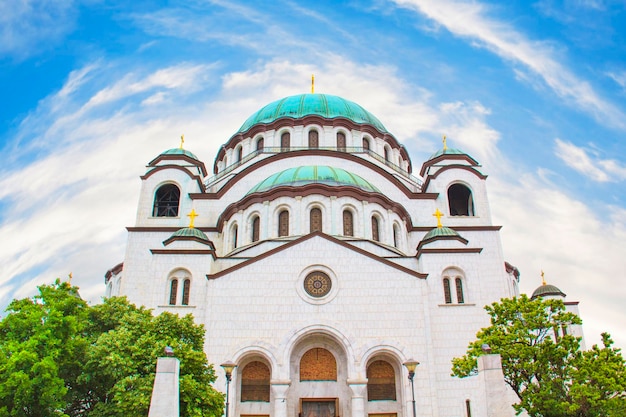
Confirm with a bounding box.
[311,74,315,94]
[442,135,448,151]
[68,272,73,284]
[187,209,198,228]
[541,270,546,286]
[179,134,185,149]
[433,208,444,228]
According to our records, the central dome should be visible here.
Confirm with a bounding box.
[237,93,388,134]
[248,166,380,194]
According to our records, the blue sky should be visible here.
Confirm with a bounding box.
[1,0,625,350]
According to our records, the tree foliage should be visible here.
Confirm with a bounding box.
[0,280,224,417]
[451,295,626,417]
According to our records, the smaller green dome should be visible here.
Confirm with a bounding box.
[162,148,199,160]
[248,166,380,194]
[171,227,209,241]
[423,226,460,241]
[531,284,565,299]
[428,147,466,160]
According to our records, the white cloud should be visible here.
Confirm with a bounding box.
[607,71,626,91]
[391,0,626,129]
[0,0,78,59]
[490,172,626,350]
[555,138,626,182]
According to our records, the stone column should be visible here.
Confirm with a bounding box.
[477,354,515,417]
[148,357,180,417]
[271,380,291,417]
[347,379,368,417]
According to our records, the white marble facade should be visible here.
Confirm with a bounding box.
[107,93,523,417]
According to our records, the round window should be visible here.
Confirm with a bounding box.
[303,271,332,297]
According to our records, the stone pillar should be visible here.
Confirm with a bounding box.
[477,354,515,417]
[148,357,180,417]
[271,380,291,417]
[347,379,368,417]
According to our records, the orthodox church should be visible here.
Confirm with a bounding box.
[105,91,578,417]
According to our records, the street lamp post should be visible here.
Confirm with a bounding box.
[221,361,237,417]
[403,359,419,417]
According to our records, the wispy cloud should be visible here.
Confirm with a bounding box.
[607,71,626,91]
[391,0,626,129]
[0,0,78,59]
[554,138,626,182]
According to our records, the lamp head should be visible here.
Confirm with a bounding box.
[221,361,237,381]
[403,359,420,379]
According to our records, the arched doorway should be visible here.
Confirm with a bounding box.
[289,333,351,417]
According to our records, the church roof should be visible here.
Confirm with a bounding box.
[237,93,388,134]
[428,147,467,160]
[422,226,460,240]
[531,283,566,299]
[170,227,210,241]
[247,166,380,194]
[161,147,199,160]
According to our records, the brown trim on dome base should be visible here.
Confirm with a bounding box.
[198,149,437,200]
[148,154,208,177]
[416,247,483,259]
[421,165,487,191]
[150,249,217,259]
[141,165,206,192]
[419,153,480,177]
[162,236,216,247]
[214,183,413,233]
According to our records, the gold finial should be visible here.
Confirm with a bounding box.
[541,270,546,286]
[433,208,444,228]
[179,134,185,149]
[68,272,73,284]
[187,209,198,228]
[311,74,315,94]
[442,135,448,151]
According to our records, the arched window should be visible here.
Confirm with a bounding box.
[443,268,466,304]
[182,279,191,306]
[367,360,396,401]
[393,224,400,248]
[448,184,475,216]
[278,210,289,237]
[310,208,322,233]
[337,132,346,151]
[309,130,319,148]
[443,278,452,304]
[153,184,180,217]
[384,147,390,162]
[241,361,270,402]
[371,216,380,242]
[300,348,337,381]
[256,137,264,151]
[169,279,178,305]
[237,146,243,163]
[281,132,290,151]
[251,216,260,242]
[456,277,465,304]
[362,137,370,151]
[343,210,353,236]
[231,224,238,249]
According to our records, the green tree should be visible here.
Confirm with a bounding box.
[0,281,224,417]
[451,295,626,417]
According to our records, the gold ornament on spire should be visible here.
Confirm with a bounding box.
[187,209,198,228]
[311,74,315,94]
[179,134,185,149]
[433,208,444,228]
[68,272,73,284]
[442,135,448,151]
[541,270,546,286]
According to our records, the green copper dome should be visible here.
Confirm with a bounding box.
[248,166,380,194]
[531,284,566,299]
[237,94,388,134]
[428,147,466,160]
[162,148,199,160]
[171,227,209,241]
[423,226,460,241]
